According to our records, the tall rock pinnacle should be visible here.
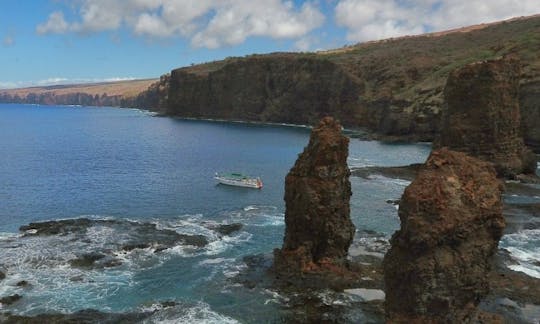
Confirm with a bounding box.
[436,57,537,177]
[274,117,355,277]
[383,148,505,322]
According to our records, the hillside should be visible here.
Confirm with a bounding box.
[0,79,157,107]
[1,15,539,150]
[160,14,539,150]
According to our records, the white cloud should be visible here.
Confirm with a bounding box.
[191,1,325,48]
[335,0,540,43]
[3,35,15,47]
[36,0,325,48]
[36,11,69,35]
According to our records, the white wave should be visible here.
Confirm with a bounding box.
[507,264,540,279]
[223,263,248,279]
[318,289,352,306]
[196,257,243,282]
[262,289,290,306]
[243,205,258,211]
[366,174,411,187]
[0,232,19,241]
[347,157,375,168]
[144,301,239,324]
[203,232,252,256]
[198,257,235,266]
[500,229,540,279]
[226,205,284,227]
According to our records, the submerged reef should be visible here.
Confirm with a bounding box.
[383,148,505,322]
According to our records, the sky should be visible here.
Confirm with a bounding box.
[1,0,539,89]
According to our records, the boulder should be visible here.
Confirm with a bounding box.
[383,148,505,322]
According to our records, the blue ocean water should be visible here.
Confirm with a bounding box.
[0,103,537,322]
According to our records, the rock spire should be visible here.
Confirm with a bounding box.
[274,117,355,278]
[436,57,537,177]
[383,148,505,322]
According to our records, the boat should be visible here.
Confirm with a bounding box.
[214,172,263,189]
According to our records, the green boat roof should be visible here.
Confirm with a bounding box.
[221,173,251,179]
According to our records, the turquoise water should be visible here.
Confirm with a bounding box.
[0,103,536,322]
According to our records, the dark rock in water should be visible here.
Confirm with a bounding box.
[436,57,537,177]
[19,218,209,252]
[19,218,99,236]
[0,294,22,305]
[210,223,243,236]
[383,148,505,322]
[69,252,106,268]
[176,234,208,247]
[15,281,29,287]
[0,309,153,324]
[0,270,5,281]
[385,199,400,206]
[69,253,122,269]
[233,253,385,323]
[274,117,357,287]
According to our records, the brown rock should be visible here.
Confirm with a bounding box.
[274,117,355,279]
[436,57,537,177]
[383,148,505,322]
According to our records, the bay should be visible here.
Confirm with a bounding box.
[0,103,458,321]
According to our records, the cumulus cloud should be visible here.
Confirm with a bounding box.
[3,35,15,47]
[335,0,540,42]
[36,0,324,48]
[36,11,70,34]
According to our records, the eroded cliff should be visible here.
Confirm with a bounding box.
[436,57,537,177]
[167,55,363,127]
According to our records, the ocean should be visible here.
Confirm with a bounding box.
[0,103,538,322]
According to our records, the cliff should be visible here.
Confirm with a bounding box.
[167,55,362,126]
[162,15,540,149]
[1,15,539,150]
[435,57,537,177]
[383,148,505,322]
[0,79,158,109]
[273,117,356,283]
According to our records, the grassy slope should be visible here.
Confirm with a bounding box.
[319,14,540,104]
[0,79,158,99]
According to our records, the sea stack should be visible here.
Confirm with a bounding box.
[383,148,505,322]
[436,57,537,177]
[274,117,355,280]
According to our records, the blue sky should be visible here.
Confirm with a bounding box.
[1,0,539,88]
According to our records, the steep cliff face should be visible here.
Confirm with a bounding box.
[383,148,505,322]
[436,57,537,176]
[273,117,355,278]
[162,15,540,148]
[167,55,363,126]
[521,78,540,151]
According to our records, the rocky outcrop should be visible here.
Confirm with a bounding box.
[436,57,537,177]
[273,117,355,281]
[166,55,363,127]
[520,78,540,152]
[383,148,505,322]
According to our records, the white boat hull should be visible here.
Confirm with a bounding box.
[214,175,263,189]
